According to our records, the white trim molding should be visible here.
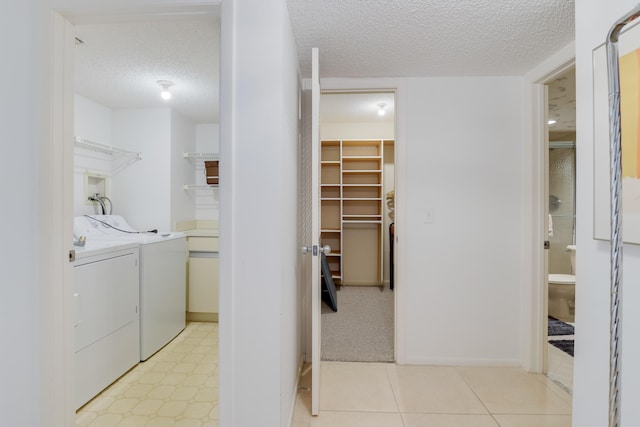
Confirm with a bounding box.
[521,41,575,373]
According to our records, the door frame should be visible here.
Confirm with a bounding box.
[522,42,575,372]
[309,77,407,364]
[46,3,222,424]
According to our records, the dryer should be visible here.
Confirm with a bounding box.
[75,215,187,360]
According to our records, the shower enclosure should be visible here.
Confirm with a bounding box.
[548,142,576,275]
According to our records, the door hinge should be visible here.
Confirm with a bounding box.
[69,249,76,262]
[544,241,550,249]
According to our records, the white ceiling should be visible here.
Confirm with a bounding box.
[74,17,219,124]
[72,1,575,125]
[287,0,575,78]
[547,67,576,134]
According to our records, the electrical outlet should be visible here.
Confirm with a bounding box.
[425,209,433,223]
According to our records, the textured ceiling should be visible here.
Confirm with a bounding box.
[73,1,575,126]
[74,18,219,124]
[287,0,575,78]
[547,67,576,136]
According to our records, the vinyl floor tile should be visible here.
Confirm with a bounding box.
[76,322,219,427]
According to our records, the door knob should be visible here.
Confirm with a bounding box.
[301,245,311,254]
[320,245,331,254]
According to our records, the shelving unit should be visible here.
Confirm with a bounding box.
[183,152,219,189]
[320,139,387,285]
[74,137,142,160]
[74,137,142,175]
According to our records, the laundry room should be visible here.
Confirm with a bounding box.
[70,15,221,417]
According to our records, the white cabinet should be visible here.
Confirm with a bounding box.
[187,235,219,321]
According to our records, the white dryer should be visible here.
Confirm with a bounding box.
[74,215,187,361]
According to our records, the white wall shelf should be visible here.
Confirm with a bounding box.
[183,152,219,160]
[74,137,142,176]
[183,184,219,190]
[183,153,219,189]
[74,137,142,160]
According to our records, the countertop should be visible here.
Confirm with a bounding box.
[183,228,219,237]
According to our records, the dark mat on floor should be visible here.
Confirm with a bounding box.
[550,339,574,357]
[548,316,574,336]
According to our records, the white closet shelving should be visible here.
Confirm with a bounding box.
[74,137,142,176]
[321,139,388,286]
[183,152,219,189]
[74,137,142,160]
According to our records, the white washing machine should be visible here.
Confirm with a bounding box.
[73,239,140,408]
[74,215,187,361]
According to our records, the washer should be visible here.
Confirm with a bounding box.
[73,239,139,408]
[74,215,187,361]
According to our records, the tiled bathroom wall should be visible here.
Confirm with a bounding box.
[548,147,576,274]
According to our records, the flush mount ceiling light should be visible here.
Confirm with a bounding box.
[377,103,387,116]
[157,80,174,100]
[548,119,557,125]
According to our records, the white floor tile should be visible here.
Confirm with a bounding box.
[457,367,572,415]
[387,365,488,414]
[319,362,398,412]
[402,413,500,427]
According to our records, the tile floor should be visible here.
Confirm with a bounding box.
[76,323,572,427]
[293,362,572,427]
[547,343,574,394]
[76,322,218,427]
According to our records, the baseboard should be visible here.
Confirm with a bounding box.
[186,312,218,322]
[287,356,306,427]
[402,357,522,367]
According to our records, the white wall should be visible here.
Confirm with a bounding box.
[321,121,394,140]
[574,2,640,425]
[74,94,112,145]
[218,0,302,426]
[0,1,44,424]
[73,94,114,216]
[279,7,302,425]
[402,76,524,365]
[111,108,172,231]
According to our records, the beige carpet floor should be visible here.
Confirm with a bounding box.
[321,285,394,362]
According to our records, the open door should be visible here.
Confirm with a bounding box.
[300,47,323,416]
[309,47,322,416]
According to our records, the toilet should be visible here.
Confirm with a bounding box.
[548,245,576,323]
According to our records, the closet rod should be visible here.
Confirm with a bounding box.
[74,137,142,159]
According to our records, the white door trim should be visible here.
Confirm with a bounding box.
[43,12,76,425]
[522,41,575,372]
[45,3,222,425]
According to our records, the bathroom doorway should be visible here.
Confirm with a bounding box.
[545,65,576,393]
[318,91,396,362]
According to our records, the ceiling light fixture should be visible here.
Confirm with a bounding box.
[548,119,557,125]
[377,103,387,116]
[157,80,174,100]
